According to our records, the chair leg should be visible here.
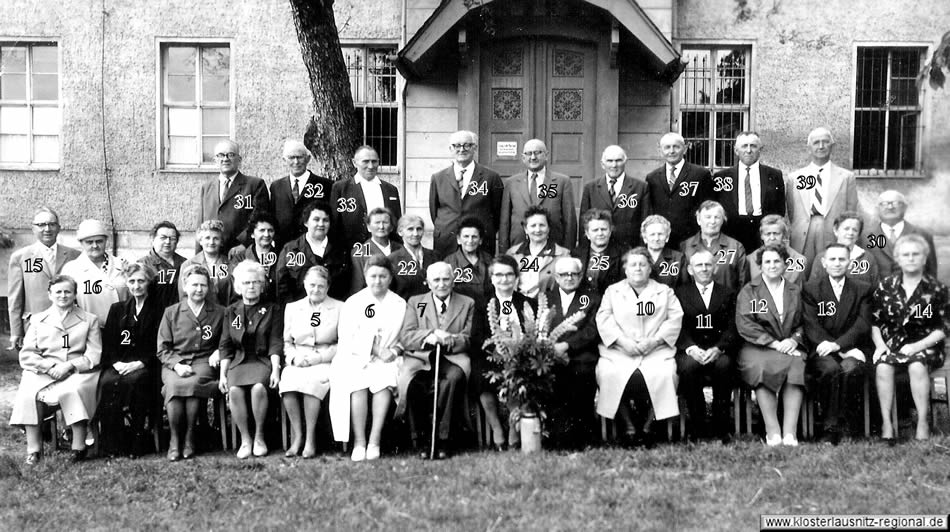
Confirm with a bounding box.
[891,395,899,439]
[217,398,229,450]
[666,418,673,441]
[745,390,753,435]
[863,378,871,438]
[280,400,288,451]
[733,387,741,436]
[474,404,485,449]
[600,416,608,443]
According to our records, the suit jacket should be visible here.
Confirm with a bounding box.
[219,301,283,369]
[389,246,437,301]
[157,301,225,368]
[864,220,938,277]
[579,175,651,248]
[270,171,334,248]
[397,292,475,416]
[801,276,873,355]
[680,233,749,292]
[429,164,504,257]
[648,247,689,289]
[329,176,402,251]
[713,163,786,251]
[785,162,857,254]
[276,235,350,303]
[735,279,805,348]
[576,241,625,295]
[645,162,714,248]
[101,296,163,369]
[543,286,601,365]
[196,171,270,253]
[499,170,577,251]
[7,242,80,337]
[674,282,738,353]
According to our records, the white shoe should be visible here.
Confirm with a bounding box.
[782,434,799,446]
[765,433,782,446]
[366,443,381,460]
[253,440,268,457]
[351,446,366,462]
[236,443,252,459]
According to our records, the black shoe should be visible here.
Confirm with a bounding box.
[69,449,87,463]
[491,442,506,452]
[819,430,841,446]
[881,436,898,447]
[719,432,734,445]
[25,452,41,465]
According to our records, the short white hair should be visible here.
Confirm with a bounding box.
[659,132,685,146]
[807,127,835,145]
[282,139,311,158]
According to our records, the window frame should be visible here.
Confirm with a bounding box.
[340,41,400,173]
[155,38,235,172]
[0,39,62,170]
[674,41,754,172]
[850,42,930,178]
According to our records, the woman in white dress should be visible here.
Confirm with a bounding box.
[330,255,407,461]
[280,265,342,458]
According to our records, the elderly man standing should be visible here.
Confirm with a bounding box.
[545,256,602,449]
[786,127,858,276]
[196,139,270,254]
[330,145,403,253]
[865,190,937,277]
[138,221,187,310]
[398,262,475,459]
[7,207,80,350]
[713,131,786,252]
[499,139,577,251]
[579,145,650,249]
[645,133,714,249]
[270,140,333,249]
[428,131,503,258]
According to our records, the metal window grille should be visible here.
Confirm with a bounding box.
[853,47,924,175]
[343,46,398,168]
[679,47,750,170]
[161,43,231,167]
[0,42,59,165]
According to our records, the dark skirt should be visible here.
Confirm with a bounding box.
[226,357,271,388]
[97,366,156,455]
[738,343,806,394]
[162,358,218,404]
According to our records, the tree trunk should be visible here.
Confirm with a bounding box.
[288,0,361,180]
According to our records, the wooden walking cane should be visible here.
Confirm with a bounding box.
[430,343,442,460]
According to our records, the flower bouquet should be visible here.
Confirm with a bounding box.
[483,292,587,439]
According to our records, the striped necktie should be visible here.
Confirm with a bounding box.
[811,168,824,215]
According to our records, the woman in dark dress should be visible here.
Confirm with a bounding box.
[871,234,950,442]
[97,262,163,457]
[219,260,283,458]
[443,217,493,308]
[277,202,350,303]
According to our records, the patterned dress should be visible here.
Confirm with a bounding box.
[872,273,950,369]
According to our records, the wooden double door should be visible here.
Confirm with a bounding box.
[478,38,597,200]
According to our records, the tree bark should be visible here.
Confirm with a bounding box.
[288,0,361,180]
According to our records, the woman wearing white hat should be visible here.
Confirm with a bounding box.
[61,219,129,325]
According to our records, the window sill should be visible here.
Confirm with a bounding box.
[157,167,220,174]
[0,164,60,172]
[854,170,926,179]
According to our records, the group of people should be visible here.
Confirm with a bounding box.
[7,128,947,466]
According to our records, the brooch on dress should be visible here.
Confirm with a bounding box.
[258,308,267,316]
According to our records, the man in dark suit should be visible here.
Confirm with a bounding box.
[499,139,577,251]
[546,256,602,449]
[428,130,504,258]
[398,262,475,459]
[269,140,333,249]
[645,133,714,249]
[865,189,938,277]
[196,139,270,254]
[713,131,786,252]
[579,145,650,249]
[576,209,624,295]
[802,243,873,444]
[674,249,738,443]
[329,145,402,253]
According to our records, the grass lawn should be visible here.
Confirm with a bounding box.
[1,344,949,531]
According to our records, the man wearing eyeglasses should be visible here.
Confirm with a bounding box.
[7,207,80,350]
[428,130,503,258]
[270,140,333,249]
[499,139,578,251]
[197,139,270,254]
[864,190,937,277]
[545,256,602,449]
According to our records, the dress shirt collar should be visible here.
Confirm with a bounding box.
[606,172,626,187]
[454,161,475,176]
[355,173,380,186]
[432,292,452,310]
[528,167,547,183]
[558,287,576,310]
[880,220,905,237]
[306,234,328,257]
[667,159,685,175]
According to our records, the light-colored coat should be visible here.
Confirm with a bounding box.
[329,288,407,442]
[10,306,102,426]
[60,253,129,325]
[595,279,683,420]
[785,162,858,255]
[7,242,80,337]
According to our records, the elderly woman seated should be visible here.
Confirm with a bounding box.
[279,266,342,458]
[736,244,806,446]
[871,234,949,443]
[10,275,102,464]
[595,247,683,448]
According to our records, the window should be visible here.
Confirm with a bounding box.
[160,43,231,167]
[343,46,398,168]
[853,47,925,175]
[0,42,59,166]
[679,46,751,170]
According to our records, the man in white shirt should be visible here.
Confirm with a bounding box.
[330,145,402,252]
[865,189,937,277]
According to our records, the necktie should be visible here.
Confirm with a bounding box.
[458,168,467,198]
[437,298,448,328]
[440,300,447,314]
[608,178,617,202]
[667,166,676,189]
[291,178,299,202]
[885,225,896,242]
[220,178,231,203]
[811,168,824,216]
[744,166,754,216]
[529,173,539,204]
